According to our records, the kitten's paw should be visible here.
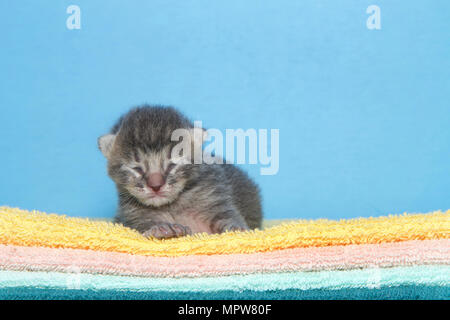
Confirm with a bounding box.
[143,223,192,239]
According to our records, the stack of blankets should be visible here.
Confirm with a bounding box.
[0,206,449,299]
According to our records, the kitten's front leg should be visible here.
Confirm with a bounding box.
[117,210,192,239]
[209,208,249,234]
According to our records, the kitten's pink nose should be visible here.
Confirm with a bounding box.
[147,173,165,192]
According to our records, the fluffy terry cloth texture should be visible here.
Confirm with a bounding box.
[0,285,449,300]
[0,207,449,299]
[1,240,449,277]
[1,206,449,257]
[1,266,449,292]
[1,286,448,300]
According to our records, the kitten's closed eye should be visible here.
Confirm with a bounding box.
[166,163,176,174]
[133,167,144,175]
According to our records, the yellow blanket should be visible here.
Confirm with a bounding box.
[0,206,448,257]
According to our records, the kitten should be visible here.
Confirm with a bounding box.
[98,105,263,239]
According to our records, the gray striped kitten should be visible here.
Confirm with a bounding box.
[98,106,262,239]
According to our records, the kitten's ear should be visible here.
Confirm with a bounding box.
[190,128,208,147]
[202,129,208,141]
[98,134,116,159]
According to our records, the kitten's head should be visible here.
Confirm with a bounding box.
[98,106,205,207]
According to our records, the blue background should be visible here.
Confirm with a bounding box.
[0,1,449,220]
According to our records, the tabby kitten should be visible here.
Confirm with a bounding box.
[98,106,262,239]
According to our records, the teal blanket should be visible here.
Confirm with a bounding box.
[1,266,449,300]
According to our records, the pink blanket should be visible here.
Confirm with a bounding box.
[1,239,448,278]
